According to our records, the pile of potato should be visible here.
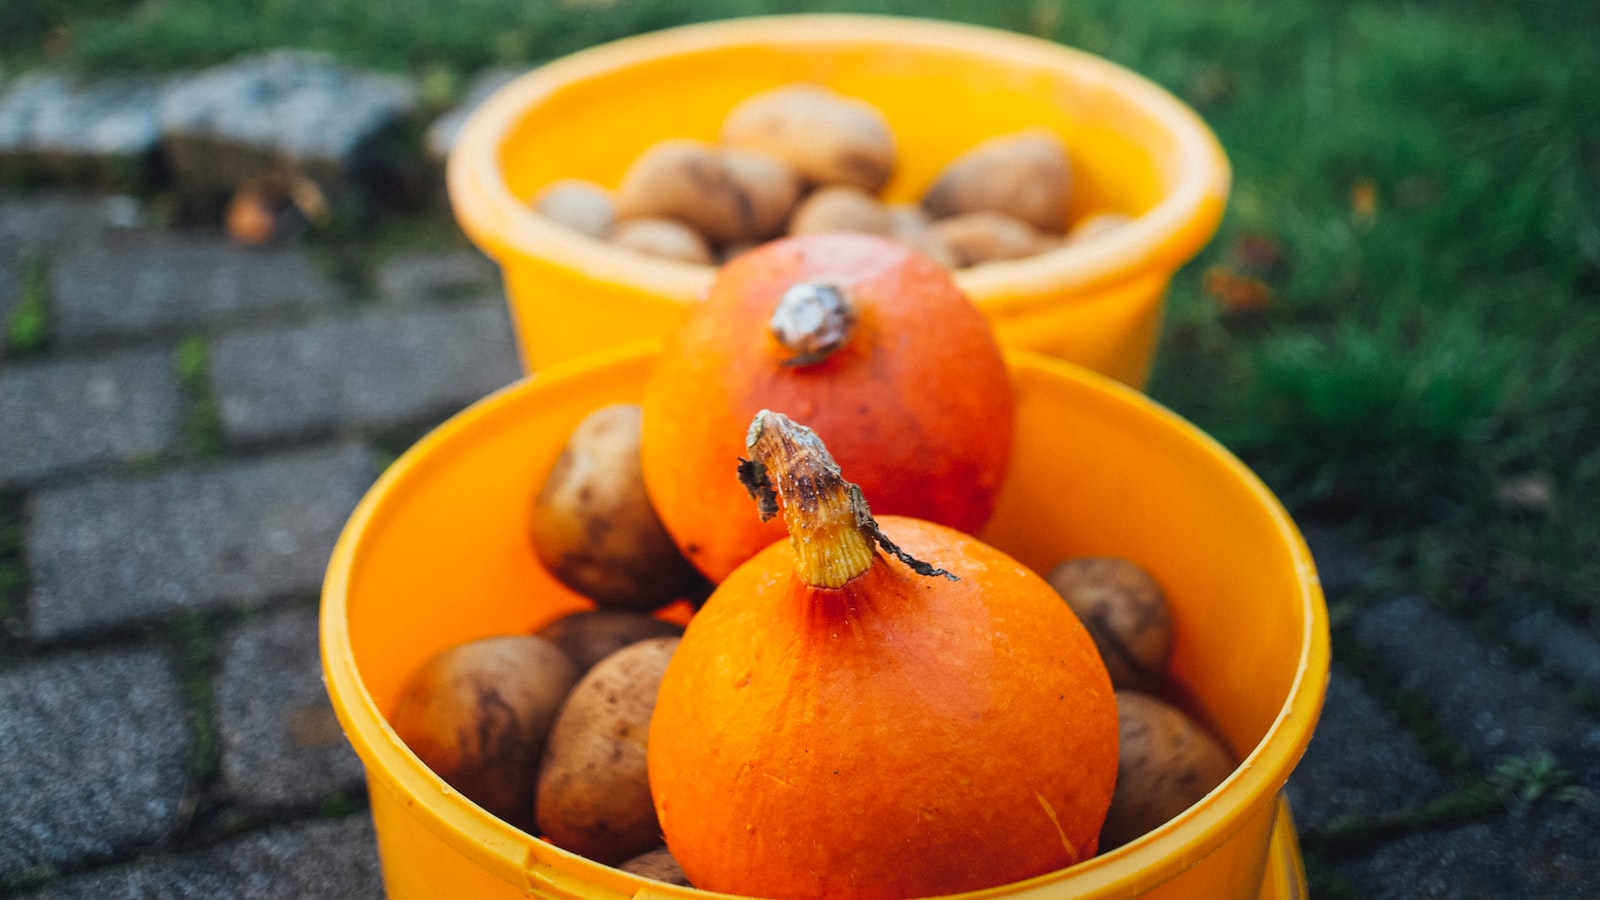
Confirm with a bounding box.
[388,401,1239,884]
[530,82,1131,270]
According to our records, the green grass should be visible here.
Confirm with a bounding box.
[175,334,224,459]
[12,1,1598,622]
[5,251,51,355]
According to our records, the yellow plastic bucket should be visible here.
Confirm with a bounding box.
[447,15,1230,388]
[321,342,1327,899]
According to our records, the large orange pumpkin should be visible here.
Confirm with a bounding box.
[639,232,1014,583]
[647,411,1118,900]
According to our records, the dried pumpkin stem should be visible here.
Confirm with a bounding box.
[769,281,857,366]
[740,410,954,589]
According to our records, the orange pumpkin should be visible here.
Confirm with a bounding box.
[647,411,1118,900]
[639,232,1014,583]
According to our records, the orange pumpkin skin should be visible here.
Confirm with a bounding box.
[639,233,1014,583]
[647,515,1119,900]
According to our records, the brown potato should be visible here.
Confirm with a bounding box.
[720,83,896,193]
[607,216,715,265]
[931,210,1058,268]
[531,404,709,610]
[614,138,751,245]
[1047,556,1174,692]
[787,183,894,237]
[389,635,579,831]
[921,128,1071,232]
[618,846,692,885]
[1068,211,1134,243]
[884,202,959,269]
[536,636,680,864]
[532,179,615,238]
[1101,690,1237,850]
[721,149,803,241]
[535,609,685,675]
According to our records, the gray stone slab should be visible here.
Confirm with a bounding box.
[210,302,519,444]
[1347,596,1600,773]
[14,814,384,899]
[1285,663,1453,834]
[0,348,186,485]
[1330,801,1600,899]
[0,73,163,185]
[0,190,145,249]
[26,444,376,638]
[160,51,417,195]
[1507,610,1600,695]
[374,249,501,306]
[216,606,366,809]
[0,648,192,880]
[49,228,344,344]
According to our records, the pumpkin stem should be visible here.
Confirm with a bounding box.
[769,281,857,366]
[740,410,955,588]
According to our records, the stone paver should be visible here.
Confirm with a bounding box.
[49,228,344,344]
[14,815,383,899]
[373,248,501,306]
[160,50,417,196]
[0,649,191,881]
[216,606,366,809]
[210,302,520,444]
[1333,801,1600,899]
[1347,596,1600,773]
[0,348,186,485]
[1285,663,1454,835]
[0,74,164,186]
[26,444,375,638]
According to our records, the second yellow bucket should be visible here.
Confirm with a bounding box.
[448,15,1230,387]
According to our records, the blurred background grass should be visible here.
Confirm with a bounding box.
[6,0,1597,637]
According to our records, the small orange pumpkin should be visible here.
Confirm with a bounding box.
[639,232,1014,583]
[647,411,1118,900]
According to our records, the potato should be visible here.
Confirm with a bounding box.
[1046,556,1174,692]
[389,635,579,830]
[721,149,804,241]
[532,179,615,238]
[614,139,751,245]
[786,184,894,237]
[536,636,680,864]
[720,83,896,193]
[607,216,715,265]
[1100,690,1237,850]
[531,404,709,610]
[618,846,692,885]
[885,202,959,269]
[921,128,1071,232]
[931,210,1058,268]
[535,609,685,675]
[1068,211,1134,243]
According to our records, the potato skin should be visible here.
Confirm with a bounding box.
[389,635,579,830]
[931,210,1057,268]
[614,139,750,245]
[1047,556,1174,692]
[607,217,714,265]
[786,183,894,237]
[530,404,708,610]
[532,179,615,238]
[1100,690,1237,850]
[535,609,685,675]
[921,128,1071,232]
[618,846,692,885]
[536,636,680,864]
[720,83,896,193]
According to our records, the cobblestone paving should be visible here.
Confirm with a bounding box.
[3,185,1599,900]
